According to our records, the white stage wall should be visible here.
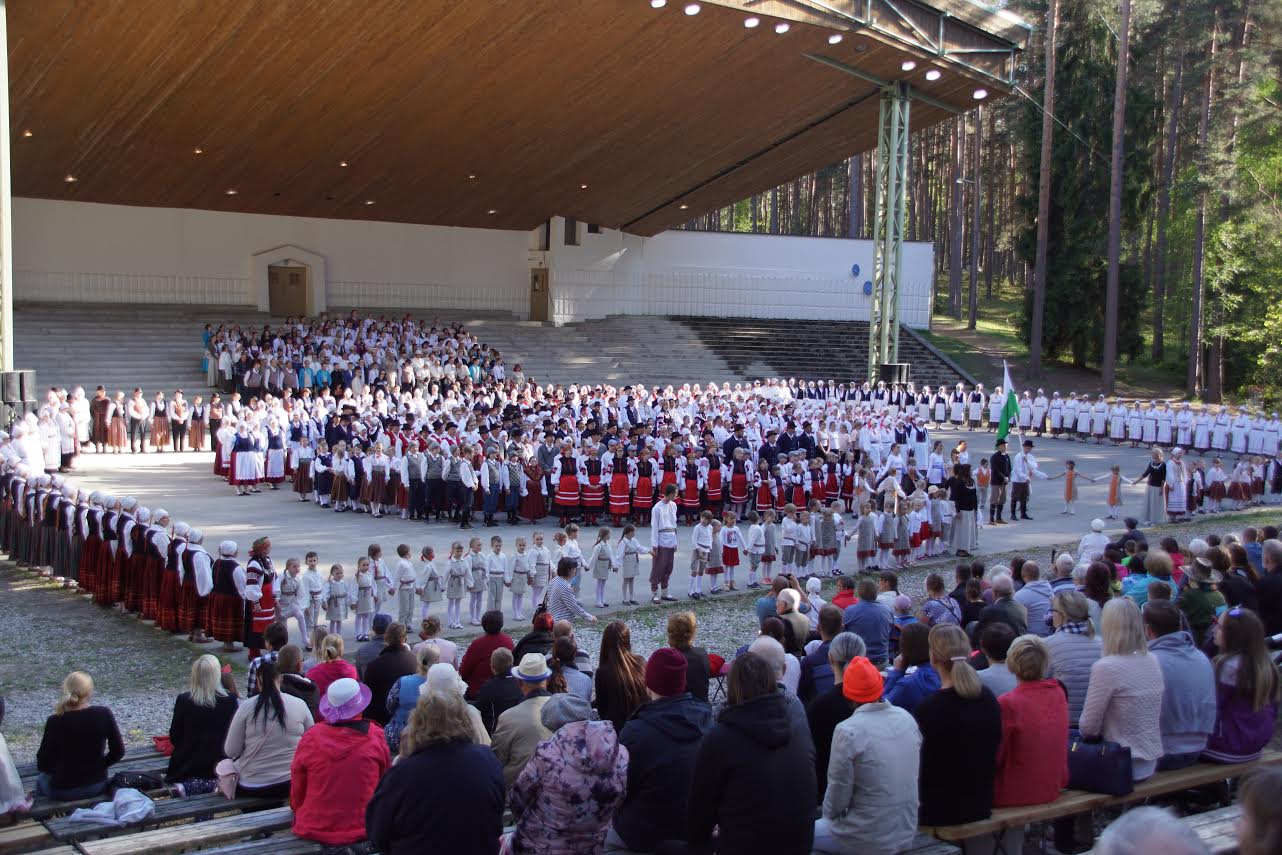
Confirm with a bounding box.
[14,200,934,328]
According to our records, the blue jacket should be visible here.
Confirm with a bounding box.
[798,641,833,704]
[883,663,940,713]
[842,601,893,664]
[1147,631,1216,757]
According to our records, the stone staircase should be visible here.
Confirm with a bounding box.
[667,316,972,388]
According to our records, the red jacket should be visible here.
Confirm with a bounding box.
[291,718,391,845]
[459,632,515,697]
[994,679,1069,807]
[831,590,857,611]
[305,659,359,699]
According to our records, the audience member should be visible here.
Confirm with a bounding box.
[1095,806,1212,855]
[1237,766,1282,855]
[306,633,359,698]
[667,612,711,704]
[1044,590,1102,727]
[1143,599,1217,770]
[1253,540,1282,634]
[806,632,865,802]
[491,653,554,789]
[1013,562,1053,636]
[459,610,515,698]
[34,672,124,801]
[594,621,649,734]
[798,605,842,703]
[355,614,391,679]
[973,573,1028,640]
[383,644,439,753]
[883,622,939,713]
[776,588,811,653]
[362,622,417,727]
[165,655,238,797]
[412,615,459,667]
[472,648,524,735]
[749,634,805,723]
[841,577,892,668]
[224,661,313,797]
[1203,607,1280,764]
[994,636,1068,807]
[1218,545,1259,612]
[512,611,556,664]
[277,644,320,721]
[975,623,1018,699]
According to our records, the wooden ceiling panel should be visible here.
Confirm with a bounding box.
[8,0,1011,235]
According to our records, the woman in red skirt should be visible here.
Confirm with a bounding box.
[753,460,775,515]
[520,459,547,522]
[658,446,679,495]
[208,541,245,651]
[178,528,211,642]
[552,445,581,526]
[632,449,656,523]
[156,519,186,631]
[839,451,858,513]
[824,452,841,504]
[727,447,751,518]
[680,448,705,525]
[579,446,607,527]
[607,446,633,527]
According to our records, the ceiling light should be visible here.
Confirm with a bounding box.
[650,0,666,7]
[63,174,76,183]
[467,174,477,180]
[193,146,204,154]
[828,34,844,44]
[364,199,375,206]
[487,208,498,214]
[744,16,760,27]
[339,160,348,167]
[901,60,917,71]
[21,129,32,138]
[774,21,790,33]
[683,2,700,14]
[925,69,942,81]
[225,189,238,196]
[580,183,589,189]
[973,88,988,100]
[679,203,689,210]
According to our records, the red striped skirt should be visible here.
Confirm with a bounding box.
[756,483,774,512]
[156,570,181,630]
[208,592,244,642]
[608,474,631,514]
[681,480,701,509]
[729,473,749,505]
[581,478,606,510]
[555,474,581,511]
[178,574,207,631]
[632,477,655,512]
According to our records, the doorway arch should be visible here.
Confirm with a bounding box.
[250,244,327,315]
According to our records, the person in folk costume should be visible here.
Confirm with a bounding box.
[1175,403,1195,450]
[497,448,526,526]
[243,537,277,661]
[276,557,309,647]
[425,441,449,521]
[1188,459,1206,515]
[229,422,261,496]
[579,442,608,527]
[1108,399,1129,446]
[89,387,111,454]
[156,521,188,632]
[149,391,170,451]
[751,458,774,516]
[140,508,172,622]
[478,445,505,528]
[947,383,966,427]
[629,446,657,525]
[188,395,208,452]
[92,495,120,606]
[701,441,727,518]
[929,388,947,427]
[1031,389,1049,436]
[1192,408,1213,456]
[214,417,235,478]
[1210,406,1231,453]
[1047,460,1095,516]
[967,385,985,431]
[1017,391,1033,434]
[292,437,316,503]
[120,505,150,613]
[1072,395,1092,441]
[605,441,633,528]
[1090,395,1109,444]
[179,528,213,643]
[1156,402,1175,448]
[361,441,391,518]
[657,442,680,498]
[1163,448,1191,522]
[1267,452,1282,504]
[679,445,706,526]
[209,540,245,652]
[262,418,287,490]
[383,441,404,517]
[724,445,752,520]
[552,442,582,527]
[400,443,426,520]
[1131,447,1168,527]
[166,391,189,453]
[106,391,129,453]
[77,491,103,595]
[1139,402,1159,446]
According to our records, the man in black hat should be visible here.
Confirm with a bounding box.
[990,438,1012,524]
[758,429,780,469]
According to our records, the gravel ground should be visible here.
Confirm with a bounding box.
[3,504,1278,765]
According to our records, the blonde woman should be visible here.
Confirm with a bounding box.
[165,655,238,796]
[35,672,124,801]
[419,663,490,747]
[304,633,358,698]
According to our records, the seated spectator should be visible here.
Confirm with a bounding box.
[776,588,811,653]
[1013,562,1053,636]
[1244,526,1264,574]
[975,623,1018,699]
[1083,561,1114,620]
[549,636,593,702]
[366,688,505,855]
[413,615,459,667]
[960,578,986,627]
[1218,545,1259,612]
[1080,598,1165,780]
[511,611,555,664]
[830,576,857,610]
[753,623,802,701]
[363,622,417,727]
[1121,552,1155,606]
[506,694,628,855]
[807,633,865,801]
[1113,517,1147,551]
[165,655,238,797]
[1050,552,1077,593]
[300,627,328,673]
[973,572,1028,640]
[842,577,893,668]
[593,621,648,734]
[754,576,790,626]
[35,672,124,802]
[1203,607,1280,764]
[277,644,320,721]
[610,648,713,852]
[1095,806,1215,855]
[0,696,29,820]
[914,624,1001,827]
[890,595,919,659]
[459,610,515,698]
[1143,599,1216,770]
[1160,537,1187,585]
[1260,540,1282,635]
[947,563,971,607]
[876,570,900,609]
[919,572,962,626]
[306,633,359,698]
[549,619,594,674]
[884,623,939,713]
[667,611,711,704]
[804,577,826,629]
[814,654,921,855]
[355,614,391,679]
[1079,519,1111,564]
[246,622,289,697]
[291,678,391,849]
[1179,557,1228,647]
[1238,766,1282,855]
[384,644,439,753]
[472,648,524,735]
[491,654,554,789]
[994,635,1069,807]
[798,605,842,703]
[1044,590,1102,727]
[422,663,490,747]
[224,661,314,797]
[687,652,816,855]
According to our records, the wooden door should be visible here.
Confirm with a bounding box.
[529,268,550,322]
[268,265,309,316]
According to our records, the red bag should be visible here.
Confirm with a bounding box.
[152,735,174,756]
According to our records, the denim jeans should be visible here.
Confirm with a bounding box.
[35,773,107,802]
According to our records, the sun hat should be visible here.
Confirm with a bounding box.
[540,692,597,732]
[1090,518,1106,533]
[644,647,688,697]
[319,677,372,724]
[420,663,467,699]
[1190,556,1223,585]
[842,656,884,704]
[514,652,553,682]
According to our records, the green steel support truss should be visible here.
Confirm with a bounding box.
[867,82,911,383]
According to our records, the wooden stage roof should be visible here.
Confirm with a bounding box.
[9,0,1028,236]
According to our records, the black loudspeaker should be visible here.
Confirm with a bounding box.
[0,372,20,404]
[879,363,910,385]
[17,370,37,402]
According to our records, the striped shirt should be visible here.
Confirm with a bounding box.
[546,576,591,622]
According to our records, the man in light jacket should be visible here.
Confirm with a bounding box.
[1144,600,1217,770]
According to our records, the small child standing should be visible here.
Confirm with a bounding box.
[445,542,468,629]
[277,557,308,647]
[530,530,551,607]
[813,506,838,578]
[853,501,878,573]
[353,556,376,641]
[615,524,650,605]
[779,505,798,577]
[486,535,509,615]
[760,509,778,583]
[745,511,765,589]
[894,505,913,568]
[976,458,992,525]
[322,563,351,636]
[393,543,418,627]
[588,527,617,608]
[1105,464,1125,519]
[301,551,324,642]
[416,546,441,620]
[368,543,389,613]
[1205,458,1227,513]
[829,501,847,577]
[721,513,743,592]
[509,537,534,620]
[466,537,487,626]
[690,510,713,600]
[706,520,725,593]
[794,510,812,578]
[1049,459,1096,515]
[1189,461,1206,515]
[876,505,896,570]
[563,525,584,596]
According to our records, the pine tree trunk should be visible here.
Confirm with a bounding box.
[1153,13,1184,364]
[848,155,863,238]
[1101,0,1131,393]
[949,119,964,320]
[770,187,779,235]
[1188,9,1219,398]
[968,107,982,330]
[1029,0,1058,379]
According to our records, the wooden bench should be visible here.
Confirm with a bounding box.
[43,793,282,842]
[923,750,1281,847]
[0,821,53,855]
[187,831,322,855]
[76,806,294,855]
[1181,804,1242,855]
[15,747,164,780]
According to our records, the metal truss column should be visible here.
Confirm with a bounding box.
[867,81,910,383]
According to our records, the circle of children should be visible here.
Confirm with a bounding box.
[3,311,1280,652]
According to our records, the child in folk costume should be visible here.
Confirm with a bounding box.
[606,445,633,527]
[706,519,725,591]
[725,447,752,520]
[503,450,527,525]
[416,546,442,620]
[445,542,468,629]
[839,452,858,513]
[302,551,324,641]
[263,422,287,489]
[392,543,418,626]
[229,424,262,496]
[322,563,353,636]
[720,512,743,591]
[745,511,766,588]
[311,442,333,508]
[615,525,650,606]
[1105,464,1125,519]
[588,527,618,608]
[876,505,897,570]
[292,438,315,502]
[208,540,244,652]
[1252,455,1267,504]
[793,511,812,577]
[402,446,427,521]
[1048,459,1097,516]
[531,530,551,606]
[811,505,837,578]
[702,445,726,518]
[688,510,713,600]
[975,458,992,524]
[852,502,879,573]
[353,556,377,641]
[579,445,608,527]
[330,446,356,512]
[509,537,535,620]
[893,505,914,568]
[368,543,390,612]
[562,524,585,595]
[924,489,943,557]
[485,535,509,614]
[466,536,487,625]
[1227,459,1252,510]
[277,557,308,647]
[1189,460,1207,514]
[362,443,391,517]
[778,505,798,577]
[478,447,504,528]
[630,448,657,525]
[679,447,705,526]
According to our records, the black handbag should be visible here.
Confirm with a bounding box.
[1067,734,1134,795]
